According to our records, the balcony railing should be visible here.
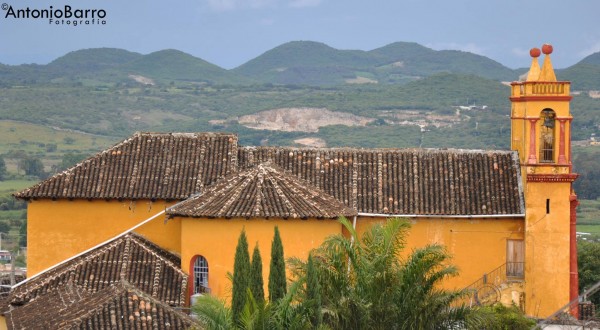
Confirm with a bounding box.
[460,262,524,307]
[511,81,570,97]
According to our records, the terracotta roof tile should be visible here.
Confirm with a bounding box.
[6,233,187,308]
[15,132,525,216]
[238,147,524,216]
[14,132,238,200]
[5,281,196,329]
[167,162,358,219]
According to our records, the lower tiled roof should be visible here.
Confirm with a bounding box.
[6,233,187,308]
[167,162,357,219]
[5,281,196,329]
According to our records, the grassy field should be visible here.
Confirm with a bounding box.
[0,180,30,252]
[0,120,119,173]
[0,180,33,222]
[578,199,600,224]
[576,198,600,234]
[577,225,600,234]
[0,179,37,194]
[0,120,117,152]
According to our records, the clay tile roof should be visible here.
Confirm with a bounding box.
[14,131,525,216]
[167,162,358,219]
[238,147,525,216]
[6,233,187,308]
[4,281,197,329]
[14,132,238,200]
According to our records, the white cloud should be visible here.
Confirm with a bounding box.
[427,42,486,56]
[289,0,322,8]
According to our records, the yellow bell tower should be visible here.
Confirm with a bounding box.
[510,44,579,317]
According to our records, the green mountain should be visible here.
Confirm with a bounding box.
[580,52,600,66]
[0,48,251,86]
[233,41,382,85]
[560,63,600,91]
[120,49,253,85]
[233,41,518,85]
[369,42,433,59]
[1,42,599,89]
[369,42,517,82]
[47,48,142,73]
[558,52,600,90]
[0,63,48,85]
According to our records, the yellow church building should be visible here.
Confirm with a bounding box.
[4,44,578,325]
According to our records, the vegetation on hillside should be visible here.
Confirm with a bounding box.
[560,63,600,91]
[233,40,518,85]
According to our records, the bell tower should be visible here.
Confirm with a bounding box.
[510,44,579,317]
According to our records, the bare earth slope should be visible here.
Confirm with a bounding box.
[238,107,374,132]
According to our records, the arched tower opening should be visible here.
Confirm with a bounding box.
[540,109,556,163]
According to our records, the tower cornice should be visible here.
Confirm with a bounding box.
[510,96,573,102]
[526,173,578,183]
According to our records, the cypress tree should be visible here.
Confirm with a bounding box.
[268,226,286,302]
[306,253,322,327]
[232,228,251,325]
[250,243,265,304]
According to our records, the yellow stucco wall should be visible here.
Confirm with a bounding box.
[177,216,523,302]
[524,181,572,317]
[179,217,342,301]
[0,315,7,330]
[28,198,560,316]
[26,199,181,277]
[355,217,525,290]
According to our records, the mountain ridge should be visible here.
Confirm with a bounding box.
[0,41,599,88]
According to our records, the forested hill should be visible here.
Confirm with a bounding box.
[0,48,254,86]
[233,40,517,85]
[2,41,599,88]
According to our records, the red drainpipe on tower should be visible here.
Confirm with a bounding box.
[570,192,579,318]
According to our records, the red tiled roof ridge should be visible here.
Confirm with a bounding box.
[8,232,186,305]
[5,279,198,329]
[64,280,198,328]
[167,161,357,219]
[240,145,517,154]
[113,279,198,324]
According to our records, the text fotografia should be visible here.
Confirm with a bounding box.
[2,4,107,26]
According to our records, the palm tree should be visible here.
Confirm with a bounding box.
[289,217,477,330]
[194,217,481,329]
[191,294,233,330]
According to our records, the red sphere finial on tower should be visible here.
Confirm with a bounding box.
[542,44,553,55]
[530,48,541,58]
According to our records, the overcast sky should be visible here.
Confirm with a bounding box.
[1,0,599,69]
